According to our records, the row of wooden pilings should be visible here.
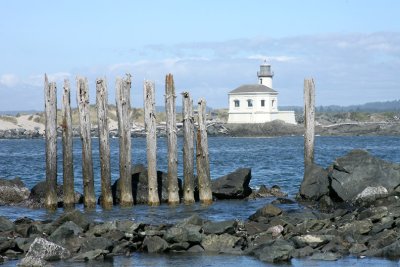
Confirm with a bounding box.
[44,73,212,210]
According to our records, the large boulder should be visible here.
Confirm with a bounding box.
[298,164,329,200]
[110,164,182,204]
[329,149,400,202]
[211,168,252,199]
[28,181,83,208]
[19,237,70,266]
[0,177,30,205]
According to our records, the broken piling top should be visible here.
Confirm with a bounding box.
[304,78,315,169]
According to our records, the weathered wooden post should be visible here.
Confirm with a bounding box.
[304,78,315,169]
[44,74,58,210]
[182,92,195,204]
[196,98,213,204]
[116,74,133,207]
[144,80,160,206]
[165,74,180,205]
[62,79,75,209]
[76,76,96,208]
[96,78,113,209]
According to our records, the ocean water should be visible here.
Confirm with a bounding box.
[0,136,400,266]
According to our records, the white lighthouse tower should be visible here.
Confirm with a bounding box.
[257,60,274,88]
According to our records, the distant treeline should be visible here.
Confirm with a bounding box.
[281,99,400,113]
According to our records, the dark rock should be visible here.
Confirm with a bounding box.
[112,240,138,255]
[249,204,282,221]
[211,168,252,199]
[349,243,368,255]
[358,206,388,221]
[310,252,341,261]
[298,164,329,200]
[49,221,83,244]
[80,237,114,253]
[248,185,288,199]
[203,220,237,235]
[339,219,373,235]
[143,236,169,253]
[87,221,117,236]
[15,222,39,238]
[102,229,125,242]
[163,224,202,244]
[52,210,91,231]
[329,150,400,202]
[0,237,15,253]
[250,239,294,263]
[15,237,35,253]
[110,164,182,205]
[187,245,204,253]
[70,249,109,262]
[271,198,295,205]
[28,181,83,208]
[291,234,334,248]
[244,221,270,236]
[0,177,30,205]
[19,237,70,266]
[169,242,190,251]
[0,216,15,232]
[368,229,398,250]
[116,220,141,234]
[176,214,205,227]
[200,233,241,252]
[290,246,315,258]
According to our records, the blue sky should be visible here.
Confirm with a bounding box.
[0,0,399,110]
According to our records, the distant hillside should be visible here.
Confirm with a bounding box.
[280,99,400,113]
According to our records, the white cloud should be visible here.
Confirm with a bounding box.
[0,74,19,87]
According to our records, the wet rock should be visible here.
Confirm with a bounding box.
[349,243,368,255]
[358,206,388,221]
[19,237,70,266]
[310,252,341,261]
[271,198,295,205]
[203,220,237,235]
[340,220,373,235]
[292,234,334,248]
[169,242,190,251]
[201,233,241,252]
[143,236,169,253]
[298,164,329,200]
[28,181,83,208]
[15,237,35,253]
[52,210,91,231]
[250,239,294,263]
[211,168,252,199]
[80,237,114,253]
[0,237,15,253]
[249,204,282,221]
[0,216,15,232]
[187,244,204,253]
[0,177,30,205]
[176,214,204,227]
[70,249,109,262]
[116,220,141,234]
[355,186,388,204]
[368,229,398,250]
[110,164,182,204]
[49,221,83,244]
[290,246,314,258]
[329,150,400,202]
[87,221,117,236]
[244,221,270,235]
[163,224,202,244]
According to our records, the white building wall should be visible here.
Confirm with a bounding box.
[227,93,296,124]
[259,77,272,88]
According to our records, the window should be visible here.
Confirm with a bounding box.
[272,99,275,108]
[234,100,240,107]
[259,78,263,85]
[261,100,265,107]
[247,99,253,107]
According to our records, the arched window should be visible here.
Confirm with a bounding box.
[247,99,253,107]
[234,100,240,107]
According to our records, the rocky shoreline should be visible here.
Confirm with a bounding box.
[1,120,400,139]
[1,150,400,265]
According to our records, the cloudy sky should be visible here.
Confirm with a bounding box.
[0,0,399,111]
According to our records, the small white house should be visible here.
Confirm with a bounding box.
[227,61,296,124]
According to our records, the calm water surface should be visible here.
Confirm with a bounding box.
[0,136,400,266]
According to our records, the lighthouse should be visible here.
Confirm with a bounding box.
[257,60,274,88]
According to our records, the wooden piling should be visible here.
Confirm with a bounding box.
[61,79,75,209]
[76,76,96,208]
[182,92,195,204]
[116,74,133,207]
[304,78,315,169]
[96,78,113,209]
[165,74,180,205]
[144,81,160,206]
[196,98,213,204]
[44,74,58,210]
